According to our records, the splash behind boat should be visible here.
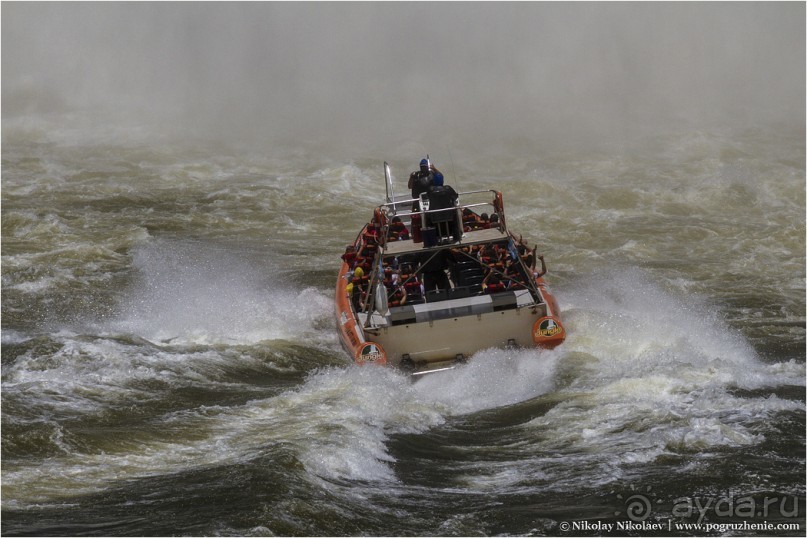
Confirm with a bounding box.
[335,162,565,375]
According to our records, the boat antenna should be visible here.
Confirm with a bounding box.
[447,147,459,192]
[383,161,394,205]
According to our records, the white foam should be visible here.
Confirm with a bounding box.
[0,329,31,344]
[2,345,565,505]
[4,258,802,505]
[1,366,441,504]
[447,268,804,493]
[413,347,561,414]
[105,240,334,346]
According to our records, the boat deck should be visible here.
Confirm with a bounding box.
[358,288,542,329]
[384,227,509,256]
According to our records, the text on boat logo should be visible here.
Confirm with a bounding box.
[536,318,562,338]
[360,344,383,362]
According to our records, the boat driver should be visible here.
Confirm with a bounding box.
[408,158,441,210]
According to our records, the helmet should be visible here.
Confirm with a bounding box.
[353,266,364,278]
[433,172,444,186]
[419,158,429,167]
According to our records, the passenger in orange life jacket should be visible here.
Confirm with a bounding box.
[503,256,524,289]
[462,207,479,231]
[389,216,409,241]
[478,243,499,264]
[534,254,547,278]
[349,266,367,311]
[341,245,358,268]
[481,265,506,293]
[512,234,544,277]
[386,269,408,307]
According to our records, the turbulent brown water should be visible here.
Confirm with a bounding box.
[2,119,804,536]
[2,3,805,536]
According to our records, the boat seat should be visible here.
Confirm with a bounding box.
[427,187,456,211]
[429,210,456,244]
[429,206,455,223]
[451,262,476,281]
[448,286,471,300]
[427,187,460,244]
[459,267,485,277]
[426,289,448,303]
[406,285,425,304]
[458,269,485,285]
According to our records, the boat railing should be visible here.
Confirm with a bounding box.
[381,189,506,233]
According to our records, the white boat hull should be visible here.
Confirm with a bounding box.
[366,302,548,367]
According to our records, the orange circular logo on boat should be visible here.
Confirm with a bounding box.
[534,317,563,339]
[358,343,386,364]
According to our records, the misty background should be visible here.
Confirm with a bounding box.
[2,2,804,156]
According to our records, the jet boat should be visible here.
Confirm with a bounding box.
[335,162,565,375]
